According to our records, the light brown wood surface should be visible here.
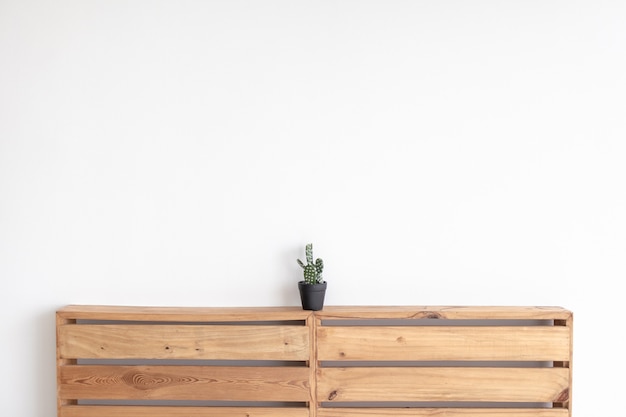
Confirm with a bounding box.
[57,304,312,321]
[317,367,569,402]
[317,326,570,361]
[56,305,572,417]
[59,324,309,360]
[315,305,572,320]
[59,365,310,401]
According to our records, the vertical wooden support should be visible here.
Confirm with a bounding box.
[552,316,573,416]
[306,312,318,417]
[567,312,574,417]
[56,315,76,416]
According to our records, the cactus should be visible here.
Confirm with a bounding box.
[297,243,324,284]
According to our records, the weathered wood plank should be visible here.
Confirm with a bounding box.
[60,405,309,417]
[59,365,310,401]
[317,409,569,417]
[317,326,570,361]
[59,324,309,360]
[318,367,570,403]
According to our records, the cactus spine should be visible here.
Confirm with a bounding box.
[297,243,324,284]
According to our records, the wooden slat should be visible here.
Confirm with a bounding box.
[318,368,570,403]
[567,312,573,416]
[317,326,570,361]
[316,306,572,320]
[59,365,310,401]
[57,305,313,322]
[59,324,309,360]
[60,405,309,417]
[307,315,319,417]
[317,409,569,417]
[57,315,77,416]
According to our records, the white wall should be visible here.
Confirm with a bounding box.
[1,1,624,415]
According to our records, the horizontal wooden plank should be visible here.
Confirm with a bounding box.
[60,405,309,417]
[317,326,570,361]
[318,367,570,403]
[315,306,572,321]
[59,365,310,401]
[57,305,572,321]
[59,324,309,360]
[317,409,568,417]
[57,305,312,322]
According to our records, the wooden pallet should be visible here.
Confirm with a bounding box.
[57,305,573,417]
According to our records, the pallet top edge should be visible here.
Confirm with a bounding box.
[56,305,572,321]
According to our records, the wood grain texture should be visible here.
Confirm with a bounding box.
[317,326,570,361]
[57,305,312,322]
[307,315,320,417]
[316,409,569,417]
[59,365,310,401]
[317,367,570,403]
[56,306,573,417]
[60,406,309,417]
[59,324,309,360]
[567,312,574,414]
[56,315,77,415]
[315,306,572,320]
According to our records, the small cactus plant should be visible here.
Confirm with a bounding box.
[297,243,324,284]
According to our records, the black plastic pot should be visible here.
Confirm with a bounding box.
[298,281,327,311]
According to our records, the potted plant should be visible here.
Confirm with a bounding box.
[296,243,327,311]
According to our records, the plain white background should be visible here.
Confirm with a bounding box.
[1,1,624,415]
